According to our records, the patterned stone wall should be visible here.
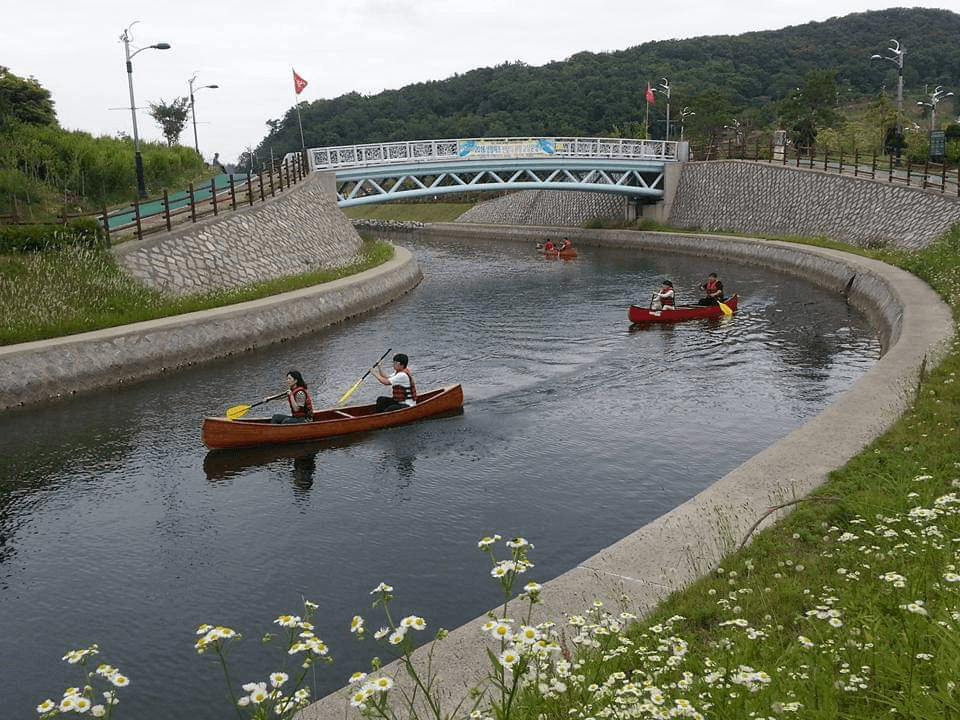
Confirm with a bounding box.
[669,161,960,250]
[456,189,626,226]
[112,172,362,295]
[450,162,960,251]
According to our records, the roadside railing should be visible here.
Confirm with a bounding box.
[692,139,960,197]
[0,153,310,244]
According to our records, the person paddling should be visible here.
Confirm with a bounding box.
[270,370,314,424]
[650,279,675,311]
[372,353,418,412]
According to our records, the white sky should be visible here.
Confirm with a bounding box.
[2,1,952,164]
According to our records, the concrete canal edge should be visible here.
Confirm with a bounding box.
[297,224,955,720]
[0,247,422,411]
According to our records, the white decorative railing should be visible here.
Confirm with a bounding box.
[292,137,684,170]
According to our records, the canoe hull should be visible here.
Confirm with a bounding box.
[202,384,464,450]
[628,294,739,323]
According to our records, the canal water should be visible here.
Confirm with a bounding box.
[0,235,880,719]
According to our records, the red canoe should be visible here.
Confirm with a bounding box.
[628,294,739,324]
[545,248,577,258]
[202,384,464,450]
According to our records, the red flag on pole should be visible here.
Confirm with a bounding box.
[293,69,308,95]
[645,83,655,104]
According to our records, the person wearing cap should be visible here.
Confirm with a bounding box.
[651,280,675,311]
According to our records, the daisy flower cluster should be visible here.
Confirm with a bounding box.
[194,598,329,720]
[36,645,127,719]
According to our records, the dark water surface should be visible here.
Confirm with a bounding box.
[0,236,879,719]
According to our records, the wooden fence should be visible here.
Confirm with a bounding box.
[0,153,309,243]
[692,139,960,197]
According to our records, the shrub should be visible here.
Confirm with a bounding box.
[0,218,105,253]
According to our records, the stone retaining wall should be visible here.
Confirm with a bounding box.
[0,249,422,411]
[452,161,960,251]
[670,161,960,250]
[456,188,626,227]
[112,173,362,295]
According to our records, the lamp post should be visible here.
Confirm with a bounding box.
[188,74,219,155]
[657,77,671,140]
[678,106,695,142]
[917,85,954,131]
[121,23,170,199]
[871,39,905,163]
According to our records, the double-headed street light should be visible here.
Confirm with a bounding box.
[678,106,695,142]
[871,39,905,162]
[121,22,170,199]
[657,77,671,140]
[917,85,954,132]
[188,74,219,155]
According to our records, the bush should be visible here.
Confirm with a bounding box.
[0,218,105,254]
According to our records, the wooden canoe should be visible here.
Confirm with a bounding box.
[628,294,739,324]
[202,384,464,450]
[544,248,577,258]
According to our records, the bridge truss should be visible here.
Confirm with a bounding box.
[291,137,685,207]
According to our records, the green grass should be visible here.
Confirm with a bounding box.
[0,239,393,345]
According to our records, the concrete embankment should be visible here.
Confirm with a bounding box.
[0,171,421,412]
[298,223,954,720]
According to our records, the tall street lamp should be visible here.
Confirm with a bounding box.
[917,85,954,131]
[678,106,695,143]
[871,39,905,162]
[121,22,170,199]
[188,74,219,155]
[657,77,671,140]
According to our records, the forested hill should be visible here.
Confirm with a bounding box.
[252,7,960,161]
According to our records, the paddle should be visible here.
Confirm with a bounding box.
[337,348,392,405]
[226,391,286,420]
[718,300,733,317]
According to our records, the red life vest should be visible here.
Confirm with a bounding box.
[392,370,417,403]
[661,289,675,306]
[561,240,571,250]
[288,384,314,419]
[543,241,555,252]
[705,278,720,294]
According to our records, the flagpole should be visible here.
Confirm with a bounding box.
[292,68,307,155]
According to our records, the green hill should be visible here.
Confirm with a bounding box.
[250,7,959,162]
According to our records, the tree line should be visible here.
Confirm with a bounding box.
[246,7,960,167]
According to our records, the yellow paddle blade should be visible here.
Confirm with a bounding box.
[337,377,364,405]
[226,404,251,420]
[719,302,733,317]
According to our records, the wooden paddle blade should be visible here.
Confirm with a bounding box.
[226,404,251,420]
[719,302,733,317]
[337,378,364,405]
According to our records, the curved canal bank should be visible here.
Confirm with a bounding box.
[289,224,953,719]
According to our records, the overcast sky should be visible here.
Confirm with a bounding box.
[2,1,952,164]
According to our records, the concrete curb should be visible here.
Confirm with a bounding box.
[0,247,422,411]
[298,225,954,720]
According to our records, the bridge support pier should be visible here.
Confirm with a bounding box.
[636,161,684,225]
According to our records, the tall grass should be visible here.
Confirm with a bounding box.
[0,121,207,218]
[0,239,393,345]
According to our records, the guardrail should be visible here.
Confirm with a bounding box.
[291,136,686,171]
[693,139,960,197]
[0,153,309,243]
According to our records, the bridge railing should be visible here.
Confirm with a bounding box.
[294,136,684,171]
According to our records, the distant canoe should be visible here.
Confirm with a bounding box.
[628,294,739,324]
[541,247,577,258]
[202,384,464,450]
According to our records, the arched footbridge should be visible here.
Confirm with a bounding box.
[287,137,688,207]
